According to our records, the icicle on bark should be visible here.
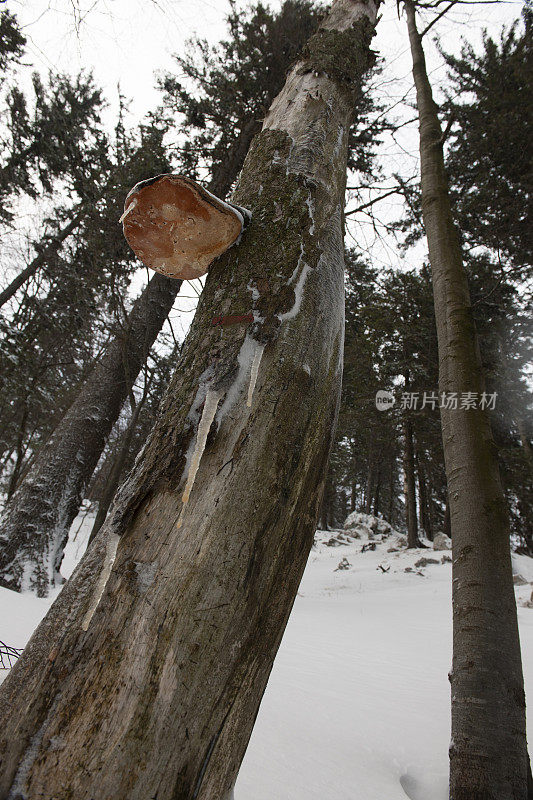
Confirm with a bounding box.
[176,389,222,529]
[81,532,120,631]
[247,343,265,408]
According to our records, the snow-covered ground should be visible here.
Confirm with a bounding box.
[2,512,533,799]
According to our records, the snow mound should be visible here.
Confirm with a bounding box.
[343,511,392,537]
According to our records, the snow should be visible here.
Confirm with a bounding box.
[246,343,265,408]
[305,194,315,235]
[81,530,120,631]
[217,334,258,423]
[177,388,222,528]
[278,261,311,323]
[2,513,533,799]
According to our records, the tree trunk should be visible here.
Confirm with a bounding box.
[405,3,530,796]
[0,127,262,597]
[0,208,85,309]
[350,482,357,512]
[388,459,395,526]
[0,2,379,797]
[517,417,533,480]
[403,418,419,547]
[364,461,374,514]
[373,467,381,516]
[416,445,432,540]
[87,392,146,545]
[0,0,377,800]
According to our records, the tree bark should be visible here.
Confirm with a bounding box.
[350,481,357,512]
[87,391,147,545]
[405,3,530,797]
[403,418,419,547]
[0,123,262,597]
[364,460,374,514]
[0,2,379,797]
[517,417,533,481]
[416,444,432,540]
[373,467,381,516]
[0,208,85,309]
[388,459,395,526]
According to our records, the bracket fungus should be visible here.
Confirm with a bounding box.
[121,174,248,280]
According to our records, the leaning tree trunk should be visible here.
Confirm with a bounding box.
[0,271,180,596]
[405,3,531,797]
[0,125,262,597]
[0,1,379,797]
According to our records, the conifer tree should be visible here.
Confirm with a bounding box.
[404,2,531,795]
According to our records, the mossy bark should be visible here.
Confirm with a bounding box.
[0,1,379,798]
[405,3,530,797]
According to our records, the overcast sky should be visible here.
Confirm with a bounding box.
[5,0,525,339]
[12,0,521,125]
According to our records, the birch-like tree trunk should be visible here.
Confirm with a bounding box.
[0,1,379,797]
[405,3,531,796]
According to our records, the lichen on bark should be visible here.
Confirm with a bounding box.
[301,17,376,87]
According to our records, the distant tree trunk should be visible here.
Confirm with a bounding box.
[364,460,374,514]
[517,417,533,480]
[427,478,435,533]
[0,207,85,309]
[443,494,451,538]
[403,418,419,547]
[388,460,395,526]
[416,446,432,540]
[350,482,357,512]
[0,3,379,797]
[340,489,348,525]
[373,467,381,516]
[0,127,262,597]
[406,3,530,796]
